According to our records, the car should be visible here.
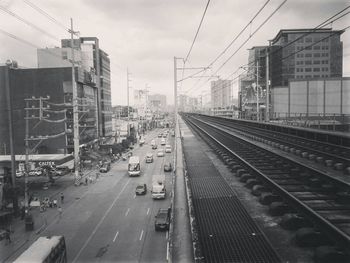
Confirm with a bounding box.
[145,153,153,163]
[152,144,158,150]
[158,133,162,138]
[165,145,172,153]
[16,170,24,178]
[139,138,145,146]
[160,139,166,145]
[29,168,43,176]
[164,162,172,172]
[136,184,147,195]
[157,150,164,157]
[99,163,110,173]
[162,134,167,138]
[171,130,175,137]
[155,208,171,231]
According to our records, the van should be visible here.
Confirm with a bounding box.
[145,153,153,163]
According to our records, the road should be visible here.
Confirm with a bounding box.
[39,129,174,262]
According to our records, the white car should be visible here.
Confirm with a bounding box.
[160,138,166,145]
[146,153,154,163]
[157,150,165,157]
[165,145,172,153]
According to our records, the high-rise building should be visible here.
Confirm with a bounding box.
[210,79,232,109]
[148,94,167,112]
[38,37,112,138]
[270,28,343,87]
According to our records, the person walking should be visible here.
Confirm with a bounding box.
[60,192,64,204]
[58,206,63,219]
[5,229,11,244]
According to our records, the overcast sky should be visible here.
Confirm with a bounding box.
[0,0,349,106]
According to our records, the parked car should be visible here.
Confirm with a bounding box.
[160,139,166,145]
[157,150,165,157]
[99,163,110,173]
[158,133,162,138]
[155,208,171,231]
[164,162,172,172]
[145,153,154,163]
[136,184,147,195]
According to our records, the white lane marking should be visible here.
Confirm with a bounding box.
[72,178,131,263]
[166,231,169,239]
[133,194,136,199]
[113,231,119,242]
[146,208,150,215]
[139,230,144,241]
[125,208,130,217]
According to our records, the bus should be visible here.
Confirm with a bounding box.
[128,156,141,176]
[14,236,67,263]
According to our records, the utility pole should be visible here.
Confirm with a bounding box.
[70,18,80,184]
[174,57,178,132]
[4,61,18,214]
[266,46,270,122]
[256,60,259,122]
[127,67,130,122]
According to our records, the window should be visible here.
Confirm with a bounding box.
[296,68,304,72]
[322,53,329,57]
[305,68,312,72]
[322,60,328,64]
[305,60,312,65]
[313,68,320,72]
[314,53,320,57]
[313,46,320,50]
[322,67,328,72]
[305,46,312,50]
[322,46,329,50]
[297,46,303,50]
[305,75,312,78]
[296,53,304,58]
[305,53,312,57]
[296,61,304,65]
[62,51,68,60]
[313,60,320,64]
[297,38,304,43]
[305,37,312,42]
[314,75,320,78]
[322,38,329,43]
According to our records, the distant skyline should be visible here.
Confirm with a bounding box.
[0,0,349,106]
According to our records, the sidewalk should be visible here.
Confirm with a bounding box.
[0,167,104,262]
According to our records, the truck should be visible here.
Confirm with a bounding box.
[128,156,140,177]
[151,174,166,199]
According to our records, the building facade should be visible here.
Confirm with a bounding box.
[0,65,98,154]
[270,28,343,87]
[148,94,167,112]
[38,37,113,138]
[210,79,232,109]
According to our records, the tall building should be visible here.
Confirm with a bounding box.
[37,37,112,138]
[0,65,97,154]
[270,28,343,87]
[247,46,268,90]
[210,79,232,109]
[148,94,167,112]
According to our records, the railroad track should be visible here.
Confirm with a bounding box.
[183,114,350,262]
[194,114,350,174]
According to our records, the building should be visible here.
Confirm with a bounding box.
[133,89,149,119]
[0,65,98,154]
[270,28,343,87]
[148,94,167,112]
[210,79,232,109]
[37,37,113,138]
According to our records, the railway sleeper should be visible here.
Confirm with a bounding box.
[280,213,313,230]
[295,227,331,247]
[245,178,261,189]
[259,193,282,205]
[251,185,270,196]
[269,202,291,216]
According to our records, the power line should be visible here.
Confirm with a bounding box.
[184,0,211,64]
[22,0,70,33]
[0,5,60,41]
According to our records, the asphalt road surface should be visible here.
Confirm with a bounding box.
[39,129,174,262]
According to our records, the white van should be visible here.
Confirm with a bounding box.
[128,156,141,176]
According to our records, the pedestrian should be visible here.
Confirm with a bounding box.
[89,175,93,184]
[60,192,64,204]
[5,229,11,244]
[58,206,63,219]
[85,177,88,185]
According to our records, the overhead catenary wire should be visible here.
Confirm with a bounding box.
[178,0,271,84]
[184,0,211,64]
[22,0,70,33]
[0,5,61,41]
